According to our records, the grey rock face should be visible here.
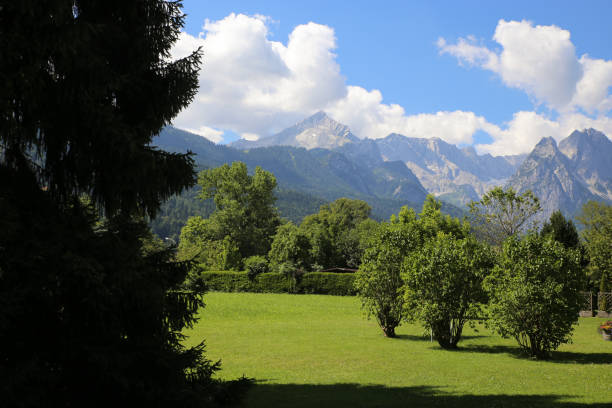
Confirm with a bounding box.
[558,128,612,201]
[231,111,359,150]
[373,134,523,204]
[506,136,603,222]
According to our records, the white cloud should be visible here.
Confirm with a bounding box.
[327,86,496,145]
[182,125,224,143]
[572,56,612,113]
[171,13,346,138]
[438,19,612,117]
[241,132,260,141]
[171,14,612,156]
[477,111,612,156]
[477,111,559,156]
[436,36,499,71]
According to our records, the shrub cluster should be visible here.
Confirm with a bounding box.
[199,270,356,296]
[354,195,587,360]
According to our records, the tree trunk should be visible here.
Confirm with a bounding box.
[382,325,396,338]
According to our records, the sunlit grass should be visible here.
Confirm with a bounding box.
[185,292,612,407]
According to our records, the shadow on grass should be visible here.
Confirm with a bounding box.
[243,383,609,408]
[458,344,612,364]
[394,334,487,342]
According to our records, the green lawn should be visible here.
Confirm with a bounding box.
[184,292,612,408]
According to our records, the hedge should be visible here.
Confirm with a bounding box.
[199,271,356,296]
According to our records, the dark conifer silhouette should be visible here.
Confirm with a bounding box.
[0,2,245,406]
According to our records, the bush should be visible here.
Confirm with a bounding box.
[244,256,268,280]
[200,271,259,292]
[300,273,356,296]
[403,233,494,349]
[354,222,415,337]
[198,270,355,295]
[484,234,584,359]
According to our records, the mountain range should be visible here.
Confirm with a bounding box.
[508,129,612,221]
[229,112,528,206]
[154,112,612,234]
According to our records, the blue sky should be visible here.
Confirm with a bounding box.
[172,0,612,155]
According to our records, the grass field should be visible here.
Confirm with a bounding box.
[184,292,612,408]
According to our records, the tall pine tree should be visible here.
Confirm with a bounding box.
[0,1,242,406]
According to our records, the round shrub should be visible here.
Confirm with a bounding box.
[244,255,268,280]
[485,234,585,359]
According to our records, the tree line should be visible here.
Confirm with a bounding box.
[177,162,378,273]
[179,164,612,360]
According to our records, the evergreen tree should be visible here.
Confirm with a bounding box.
[540,210,580,249]
[0,2,244,406]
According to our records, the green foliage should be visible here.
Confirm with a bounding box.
[299,198,373,269]
[274,188,328,224]
[355,195,468,338]
[403,234,494,349]
[177,216,242,271]
[355,223,415,337]
[149,185,215,243]
[417,195,470,238]
[469,187,541,246]
[0,1,234,406]
[484,234,585,359]
[299,273,357,296]
[268,223,312,270]
[149,183,327,243]
[577,201,612,289]
[199,271,355,295]
[245,256,269,280]
[540,210,580,249]
[198,162,281,260]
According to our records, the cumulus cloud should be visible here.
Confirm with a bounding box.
[182,125,224,143]
[477,111,612,156]
[439,19,612,115]
[171,13,346,138]
[172,14,612,156]
[572,56,612,113]
[327,86,497,144]
[171,13,497,148]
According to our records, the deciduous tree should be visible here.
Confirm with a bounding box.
[484,234,584,359]
[193,162,281,264]
[469,187,541,247]
[355,196,469,338]
[577,201,612,291]
[300,198,372,269]
[403,234,493,349]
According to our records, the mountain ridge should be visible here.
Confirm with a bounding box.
[231,111,359,150]
[162,112,612,225]
[506,133,609,221]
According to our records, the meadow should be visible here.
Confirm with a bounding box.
[184,292,612,408]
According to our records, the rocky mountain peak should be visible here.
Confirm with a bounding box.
[300,110,332,126]
[559,128,610,159]
[461,145,478,157]
[558,128,612,201]
[231,111,358,150]
[532,136,558,157]
[506,130,612,222]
